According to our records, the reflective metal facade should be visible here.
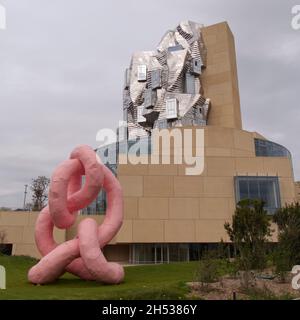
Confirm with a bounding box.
[123,20,211,139]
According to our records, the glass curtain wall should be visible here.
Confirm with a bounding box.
[235,176,281,214]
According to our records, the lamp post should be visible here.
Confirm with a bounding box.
[23,184,28,210]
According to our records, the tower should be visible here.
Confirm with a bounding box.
[123,21,211,139]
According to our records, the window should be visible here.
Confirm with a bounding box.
[0,244,12,256]
[191,58,202,75]
[167,44,184,52]
[185,72,195,94]
[150,69,161,89]
[254,138,291,158]
[81,162,117,215]
[137,64,147,81]
[137,105,146,123]
[165,98,178,119]
[118,137,151,155]
[130,243,234,264]
[131,243,188,264]
[143,88,157,109]
[235,176,281,214]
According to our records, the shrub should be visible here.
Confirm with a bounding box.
[224,199,272,271]
[194,251,220,291]
[273,202,300,270]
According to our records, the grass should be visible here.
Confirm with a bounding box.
[0,255,200,300]
[2,255,294,300]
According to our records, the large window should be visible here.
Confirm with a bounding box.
[235,176,281,214]
[254,138,291,158]
[82,136,152,215]
[130,243,235,263]
[81,163,117,215]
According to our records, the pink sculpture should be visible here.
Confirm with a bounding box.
[28,145,124,284]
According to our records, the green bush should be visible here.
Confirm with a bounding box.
[273,202,300,270]
[225,199,272,271]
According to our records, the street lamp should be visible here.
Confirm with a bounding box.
[23,184,28,210]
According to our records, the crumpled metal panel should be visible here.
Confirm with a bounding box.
[143,88,157,109]
[124,21,210,138]
[157,30,177,52]
[150,69,162,89]
[167,49,189,92]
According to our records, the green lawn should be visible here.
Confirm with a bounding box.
[0,255,199,300]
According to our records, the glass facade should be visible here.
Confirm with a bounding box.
[254,138,291,158]
[81,138,152,215]
[131,243,189,264]
[119,137,152,156]
[130,243,233,263]
[81,163,117,215]
[0,243,12,256]
[235,176,281,214]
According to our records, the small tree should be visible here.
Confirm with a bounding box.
[194,250,220,291]
[24,202,33,212]
[224,199,272,271]
[31,176,50,211]
[273,202,300,279]
[0,207,11,211]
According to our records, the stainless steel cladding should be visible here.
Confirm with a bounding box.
[124,68,131,89]
[144,88,157,109]
[150,69,162,89]
[124,20,211,138]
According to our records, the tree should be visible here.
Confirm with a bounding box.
[273,202,300,273]
[31,176,50,211]
[0,207,11,211]
[24,203,33,212]
[224,199,272,271]
[194,249,221,292]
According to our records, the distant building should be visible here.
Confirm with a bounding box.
[0,21,296,263]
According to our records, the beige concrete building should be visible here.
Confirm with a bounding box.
[295,182,300,201]
[0,22,296,263]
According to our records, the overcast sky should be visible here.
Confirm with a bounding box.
[0,0,299,208]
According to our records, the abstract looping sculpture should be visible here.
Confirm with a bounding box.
[28,145,124,285]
